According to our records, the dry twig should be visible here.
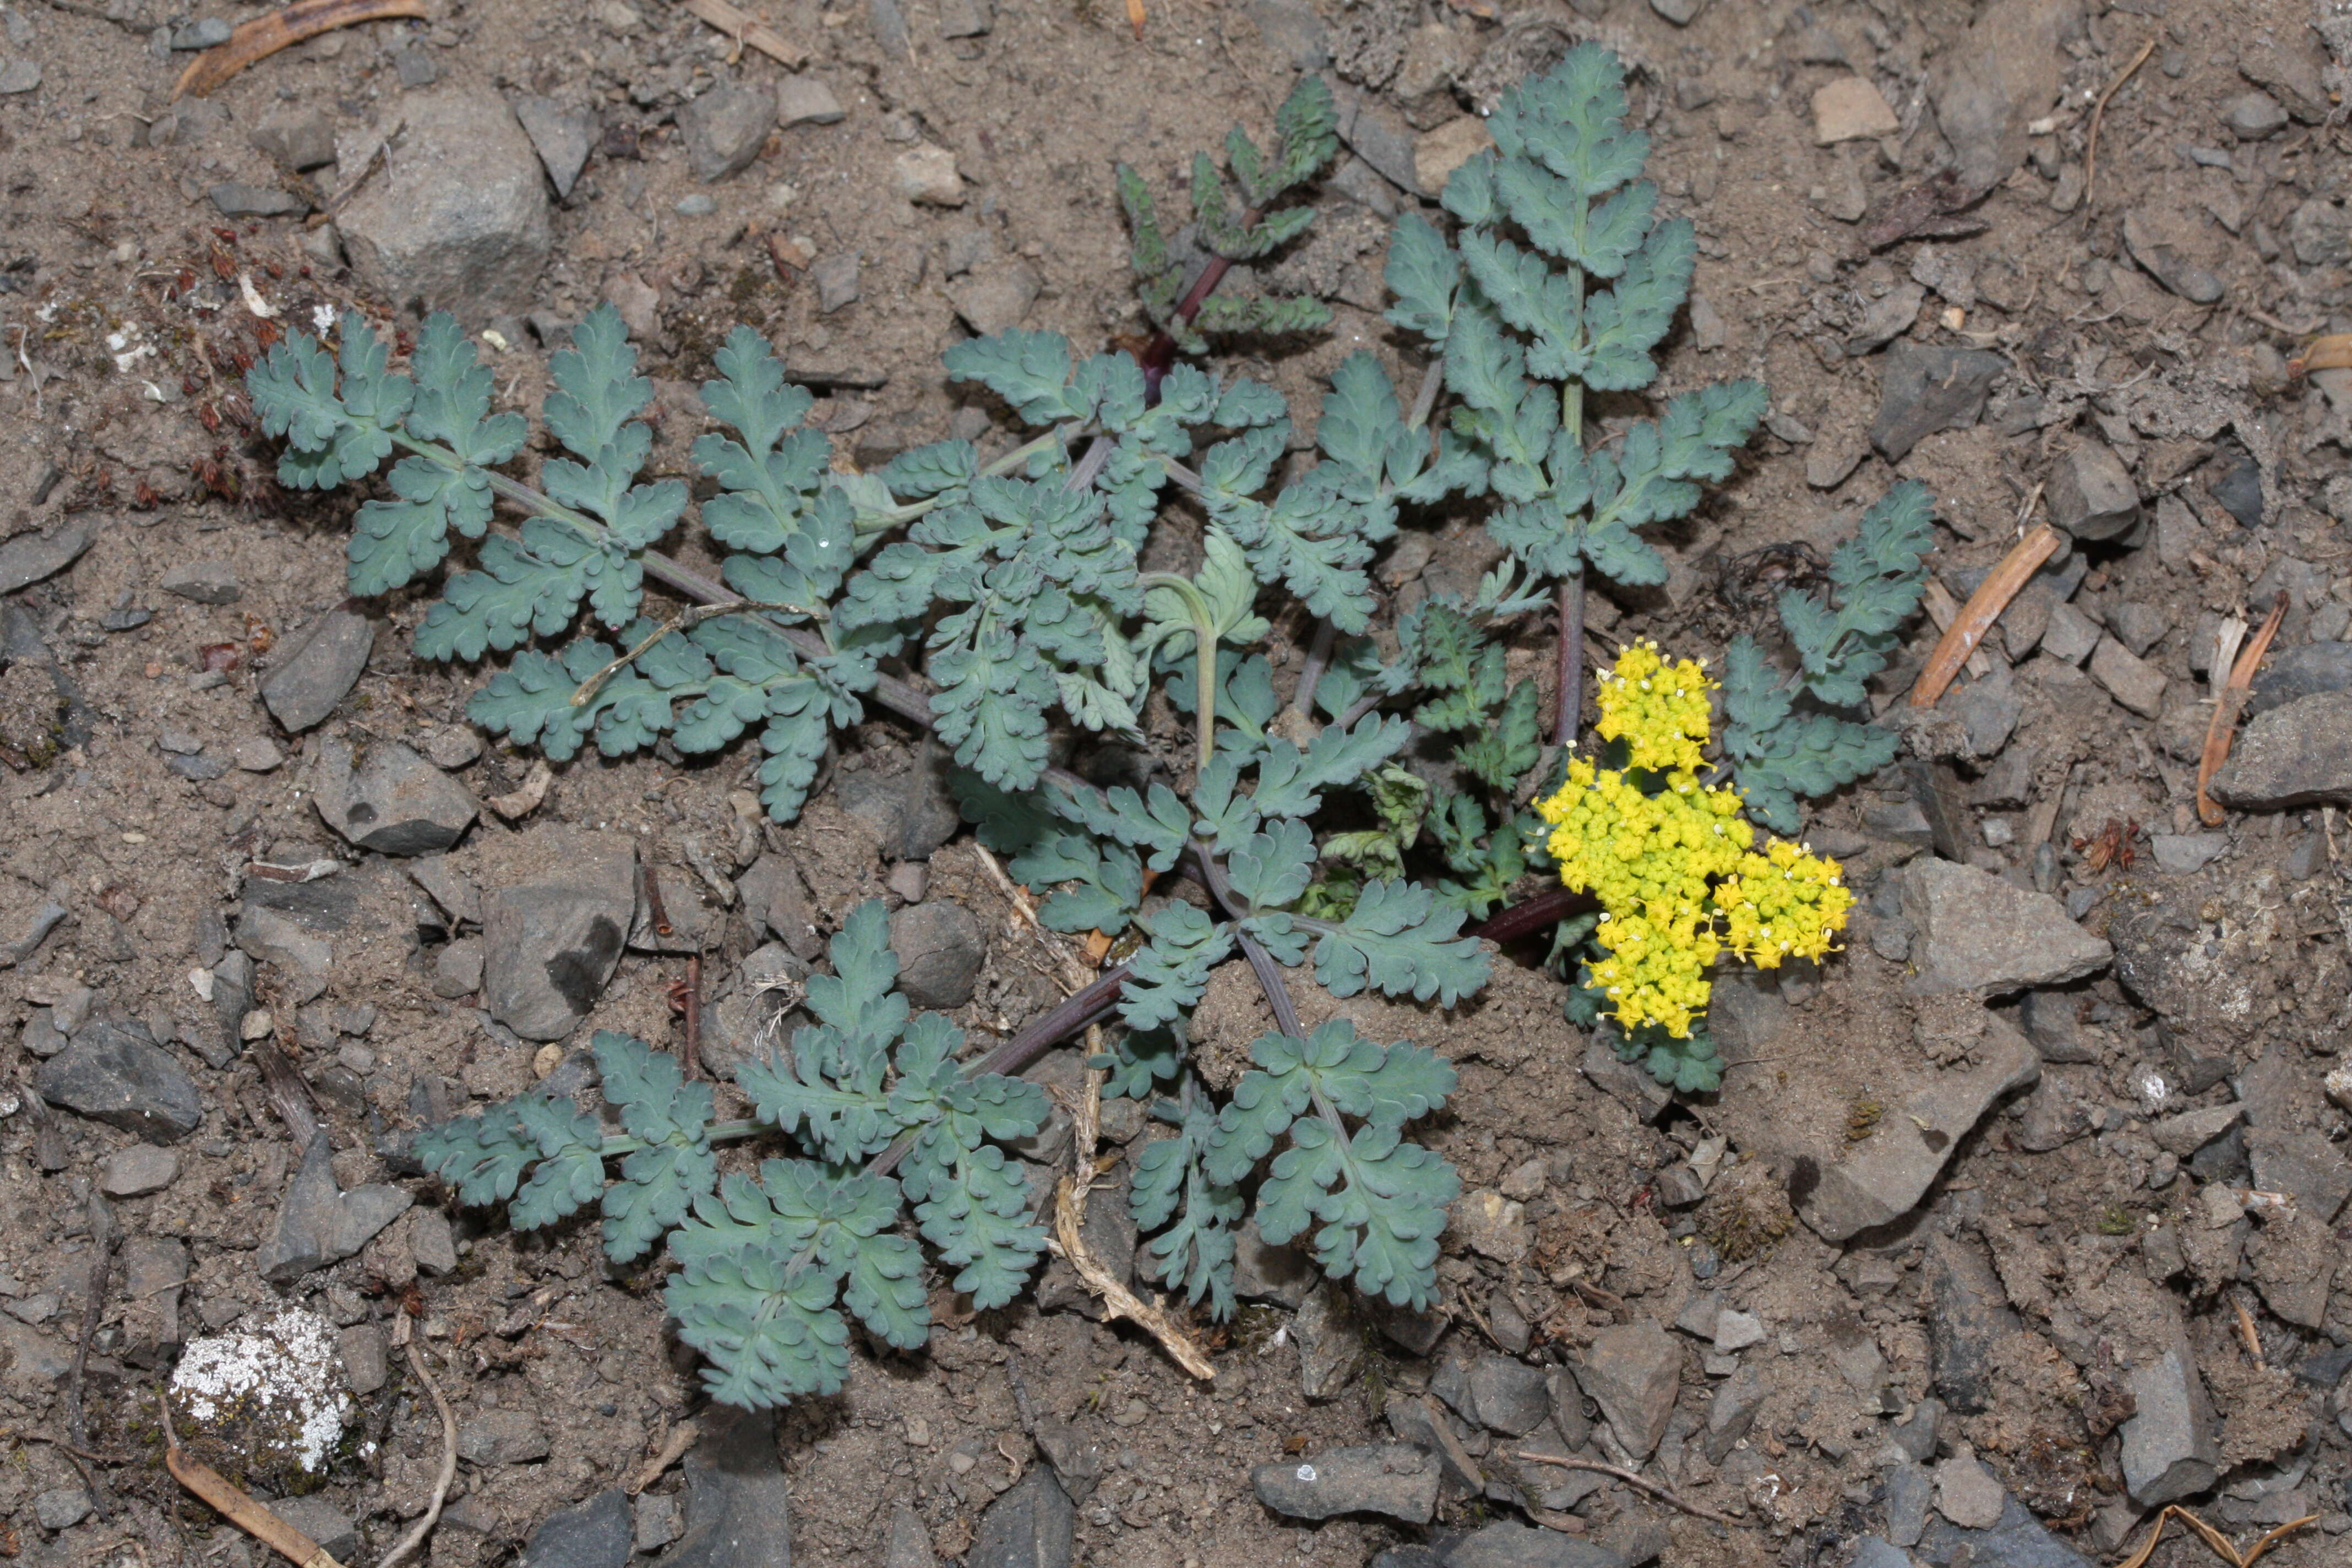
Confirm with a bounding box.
[379,1319,458,1568]
[1917,579,1992,680]
[1910,525,2060,708]
[2289,332,2352,374]
[1510,1450,1744,1527]
[625,1421,700,1495]
[64,1199,117,1522]
[678,0,804,67]
[2232,1294,2266,1369]
[2082,36,2157,209]
[1050,1025,1216,1380]
[2117,1505,2316,1568]
[2197,591,2288,826]
[175,0,427,99]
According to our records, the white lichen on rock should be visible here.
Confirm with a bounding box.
[168,1309,353,1486]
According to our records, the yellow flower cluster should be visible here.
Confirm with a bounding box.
[1537,644,1853,1039]
[1593,640,1713,774]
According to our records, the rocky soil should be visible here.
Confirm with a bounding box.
[3,0,2352,1566]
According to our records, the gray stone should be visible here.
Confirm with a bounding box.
[837,744,961,859]
[884,1503,934,1568]
[813,250,860,313]
[1870,344,2005,462]
[2122,210,2223,303]
[947,264,1041,337]
[2120,1347,2219,1506]
[1333,86,1419,196]
[482,831,637,1040]
[1901,858,2110,995]
[2211,691,2352,809]
[1466,1355,1550,1437]
[2224,90,2289,139]
[1029,1417,1101,1502]
[1231,1218,1314,1308]
[313,737,479,856]
[679,80,774,182]
[433,940,482,1001]
[2152,1104,2242,1157]
[2249,643,2352,717]
[261,610,374,732]
[19,1010,65,1059]
[0,520,94,594]
[1548,1365,1592,1449]
[1577,1320,1679,1458]
[521,1489,631,1568]
[776,73,844,127]
[1797,1019,2038,1242]
[117,1235,188,1364]
[2089,637,2167,718]
[2247,1126,2352,1223]
[887,900,984,1009]
[336,1324,388,1394]
[410,856,483,928]
[252,111,337,172]
[1295,1281,1365,1401]
[2047,439,2139,541]
[1915,1496,2094,1568]
[412,1208,458,1275]
[1928,0,2072,192]
[258,1134,413,1282]
[2149,832,2226,874]
[33,1487,91,1530]
[1649,0,1701,23]
[1246,0,1328,68]
[36,1028,203,1142]
[268,1498,358,1561]
[1580,1033,1670,1121]
[512,95,594,199]
[636,1493,684,1554]
[161,559,242,604]
[1252,1444,1439,1523]
[1886,1460,1933,1545]
[1853,1541,1913,1568]
[937,0,988,35]
[1442,1520,1629,1567]
[339,88,552,320]
[209,183,311,218]
[2038,604,2100,667]
[967,1467,1071,1568]
[1713,1309,1766,1352]
[1936,1445,2005,1529]
[737,853,819,959]
[1925,1238,2017,1414]
[1846,282,1926,356]
[101,1143,179,1196]
[2017,991,2095,1063]
[391,46,438,86]
[2213,457,2262,526]
[423,726,482,770]
[459,1408,552,1466]
[0,59,36,94]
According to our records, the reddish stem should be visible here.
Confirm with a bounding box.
[1137,206,1261,399]
[1467,886,1598,946]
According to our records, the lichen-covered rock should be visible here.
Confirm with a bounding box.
[167,1310,353,1493]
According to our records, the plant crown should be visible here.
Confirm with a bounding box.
[253,45,1932,1409]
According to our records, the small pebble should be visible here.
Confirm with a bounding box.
[674,193,717,216]
[240,1008,275,1041]
[235,737,285,772]
[422,727,481,770]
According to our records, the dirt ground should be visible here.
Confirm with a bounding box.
[2,0,2351,1565]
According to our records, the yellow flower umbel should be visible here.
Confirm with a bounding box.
[1536,644,1853,1038]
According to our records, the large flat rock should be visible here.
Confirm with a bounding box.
[1901,857,2110,995]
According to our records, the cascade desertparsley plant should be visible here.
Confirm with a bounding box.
[246,47,1933,1410]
